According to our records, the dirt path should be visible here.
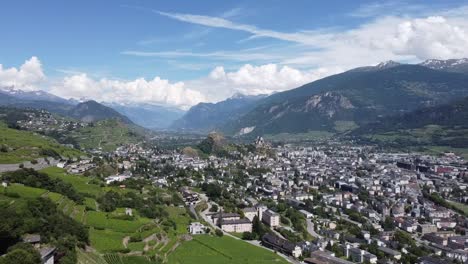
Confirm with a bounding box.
[123,236,130,248]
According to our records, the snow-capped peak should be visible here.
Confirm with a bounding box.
[375,60,400,69]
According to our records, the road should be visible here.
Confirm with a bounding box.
[0,157,59,173]
[306,219,322,239]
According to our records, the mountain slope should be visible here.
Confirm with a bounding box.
[419,58,468,74]
[225,64,468,136]
[171,94,266,133]
[108,103,185,129]
[67,100,133,124]
[353,97,468,152]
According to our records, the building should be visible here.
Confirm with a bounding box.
[305,250,354,264]
[345,245,377,264]
[40,247,56,264]
[221,218,252,233]
[188,222,206,235]
[299,209,314,219]
[262,209,280,227]
[262,233,302,258]
[243,207,258,221]
[418,224,438,234]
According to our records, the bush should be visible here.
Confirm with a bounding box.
[215,229,224,237]
[242,232,256,240]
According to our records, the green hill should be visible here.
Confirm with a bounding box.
[0,121,83,164]
[69,119,143,151]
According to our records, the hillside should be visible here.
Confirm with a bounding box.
[224,63,468,136]
[0,167,288,264]
[0,121,83,164]
[108,103,185,130]
[68,100,133,124]
[354,97,468,155]
[171,94,266,133]
[69,119,143,151]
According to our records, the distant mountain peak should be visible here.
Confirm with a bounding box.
[375,60,401,69]
[420,58,468,73]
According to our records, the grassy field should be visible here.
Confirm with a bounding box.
[2,183,47,199]
[89,228,128,252]
[40,167,103,197]
[0,122,82,163]
[86,211,153,233]
[167,235,289,264]
[166,206,192,234]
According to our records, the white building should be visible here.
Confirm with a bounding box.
[262,209,280,227]
[189,222,206,235]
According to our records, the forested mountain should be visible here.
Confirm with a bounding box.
[224,63,468,136]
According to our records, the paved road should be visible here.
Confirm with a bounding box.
[306,219,322,239]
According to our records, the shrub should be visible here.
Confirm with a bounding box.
[215,229,224,237]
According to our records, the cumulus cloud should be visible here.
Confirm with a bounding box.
[186,64,342,102]
[50,73,206,110]
[0,57,45,90]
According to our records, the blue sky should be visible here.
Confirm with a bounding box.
[1,0,468,108]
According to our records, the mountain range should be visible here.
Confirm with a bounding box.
[170,93,267,133]
[1,58,468,139]
[220,59,468,136]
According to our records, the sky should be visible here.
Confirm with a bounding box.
[1,0,468,109]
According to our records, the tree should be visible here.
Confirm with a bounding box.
[0,248,41,264]
[210,204,219,212]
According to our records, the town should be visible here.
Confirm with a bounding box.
[5,125,465,264]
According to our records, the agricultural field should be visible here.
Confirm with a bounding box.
[0,121,82,164]
[167,235,289,264]
[40,167,103,197]
[89,228,128,252]
[70,119,141,152]
[2,183,47,199]
[86,211,152,233]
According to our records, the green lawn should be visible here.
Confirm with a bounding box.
[168,235,289,264]
[0,121,82,163]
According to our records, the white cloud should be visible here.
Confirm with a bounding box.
[50,73,206,110]
[0,57,45,91]
[154,7,468,68]
[186,64,342,102]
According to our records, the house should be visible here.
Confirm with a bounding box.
[299,209,314,219]
[418,224,438,234]
[125,208,133,216]
[262,209,280,227]
[40,247,56,264]
[188,222,206,235]
[345,245,377,264]
[262,233,302,258]
[378,246,402,260]
[22,234,41,245]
